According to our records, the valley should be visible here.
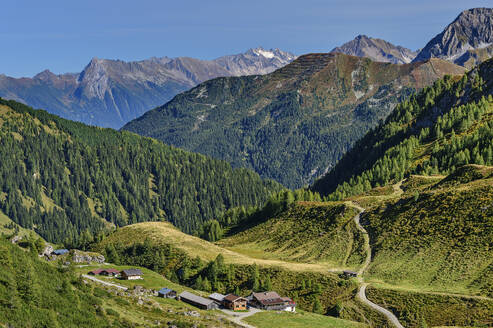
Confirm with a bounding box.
[1,5,493,328]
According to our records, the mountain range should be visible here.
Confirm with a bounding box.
[122,7,492,188]
[0,48,296,129]
[1,8,492,132]
[123,53,465,188]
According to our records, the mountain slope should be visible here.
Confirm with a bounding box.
[331,35,417,64]
[217,202,365,269]
[0,48,295,129]
[363,166,493,297]
[123,53,465,188]
[413,8,493,67]
[0,98,282,245]
[0,237,243,327]
[312,57,493,198]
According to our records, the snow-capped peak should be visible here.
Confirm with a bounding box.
[254,48,275,58]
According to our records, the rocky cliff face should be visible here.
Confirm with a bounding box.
[331,35,417,64]
[413,8,493,67]
[0,48,295,129]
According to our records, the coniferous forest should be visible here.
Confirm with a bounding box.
[0,98,283,246]
[312,59,493,199]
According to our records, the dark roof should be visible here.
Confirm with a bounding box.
[224,294,247,302]
[53,249,69,255]
[343,270,358,275]
[122,269,143,276]
[179,291,215,306]
[102,268,120,274]
[158,288,175,295]
[88,269,105,275]
[259,297,285,306]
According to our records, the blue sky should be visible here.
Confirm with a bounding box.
[1,0,491,77]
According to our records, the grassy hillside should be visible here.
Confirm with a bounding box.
[93,221,365,314]
[0,98,282,245]
[123,53,465,188]
[244,310,366,328]
[362,166,493,297]
[366,286,493,327]
[218,202,365,270]
[96,221,329,273]
[0,238,236,327]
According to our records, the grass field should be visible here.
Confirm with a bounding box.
[363,169,493,297]
[96,221,331,273]
[218,202,365,271]
[75,263,206,296]
[244,310,367,328]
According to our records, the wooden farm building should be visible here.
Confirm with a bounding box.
[88,268,120,276]
[178,291,217,310]
[158,288,177,298]
[223,294,247,311]
[250,291,296,311]
[88,268,105,275]
[121,269,143,280]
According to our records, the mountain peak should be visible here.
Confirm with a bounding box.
[413,7,493,67]
[250,47,276,58]
[331,35,416,64]
[33,69,58,82]
[213,47,296,76]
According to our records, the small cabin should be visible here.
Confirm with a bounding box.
[88,268,105,275]
[223,294,248,311]
[121,269,143,280]
[158,288,177,298]
[342,270,358,278]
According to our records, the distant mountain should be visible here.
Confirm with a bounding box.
[123,53,465,188]
[331,35,417,64]
[0,48,295,129]
[214,48,297,75]
[413,8,493,67]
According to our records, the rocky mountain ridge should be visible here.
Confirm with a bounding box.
[331,34,417,64]
[0,47,295,128]
[413,8,493,67]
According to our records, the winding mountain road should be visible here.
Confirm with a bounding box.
[348,201,405,328]
[358,283,404,328]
